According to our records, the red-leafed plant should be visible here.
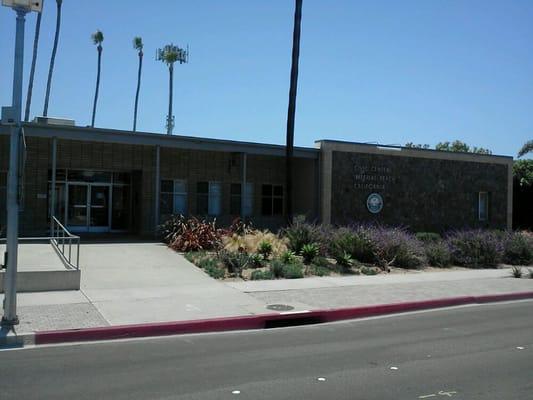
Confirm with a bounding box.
[160,215,223,252]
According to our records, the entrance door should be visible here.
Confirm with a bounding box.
[67,184,110,232]
[89,185,110,232]
[67,184,88,230]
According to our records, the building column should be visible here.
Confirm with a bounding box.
[154,145,160,232]
[49,136,57,235]
[241,152,247,218]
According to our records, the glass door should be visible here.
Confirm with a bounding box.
[67,184,88,231]
[89,185,110,232]
[67,183,111,232]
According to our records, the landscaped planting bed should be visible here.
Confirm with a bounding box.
[160,216,533,280]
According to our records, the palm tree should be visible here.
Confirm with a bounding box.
[285,0,303,223]
[132,36,144,132]
[43,0,63,117]
[518,140,533,158]
[91,30,104,128]
[158,45,180,135]
[24,1,44,122]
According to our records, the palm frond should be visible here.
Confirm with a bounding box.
[91,30,104,45]
[133,36,143,51]
[518,140,533,158]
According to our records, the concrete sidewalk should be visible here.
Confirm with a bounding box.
[1,249,532,334]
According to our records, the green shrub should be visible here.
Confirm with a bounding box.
[218,250,250,276]
[446,230,503,268]
[310,264,331,276]
[416,232,441,243]
[301,243,319,265]
[257,240,273,260]
[503,232,533,266]
[361,266,378,275]
[281,250,298,264]
[250,270,273,280]
[269,259,285,278]
[282,263,304,279]
[249,253,263,268]
[425,241,452,268]
[184,252,195,262]
[197,257,225,279]
[329,227,376,263]
[282,217,327,255]
[529,268,533,279]
[512,266,523,278]
[333,251,353,272]
[368,227,426,269]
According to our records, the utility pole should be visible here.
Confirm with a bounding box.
[285,0,303,224]
[1,0,42,327]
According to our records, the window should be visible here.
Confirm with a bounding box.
[261,184,283,216]
[197,182,221,216]
[230,183,253,216]
[478,192,489,221]
[161,179,188,216]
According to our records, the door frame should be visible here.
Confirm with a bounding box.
[66,182,112,233]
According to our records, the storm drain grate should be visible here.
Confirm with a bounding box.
[266,304,295,311]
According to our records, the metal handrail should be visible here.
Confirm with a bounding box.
[50,216,81,270]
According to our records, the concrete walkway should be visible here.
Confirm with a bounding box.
[79,243,267,325]
[0,243,66,271]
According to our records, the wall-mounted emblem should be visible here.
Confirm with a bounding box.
[366,193,383,214]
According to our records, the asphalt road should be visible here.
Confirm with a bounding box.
[1,301,532,400]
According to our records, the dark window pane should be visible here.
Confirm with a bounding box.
[231,183,241,196]
[160,193,173,215]
[197,182,208,194]
[274,185,283,197]
[262,197,272,216]
[273,198,283,215]
[113,172,131,184]
[230,196,241,215]
[161,180,173,193]
[262,184,272,196]
[197,195,208,215]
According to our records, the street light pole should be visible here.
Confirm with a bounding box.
[1,1,36,327]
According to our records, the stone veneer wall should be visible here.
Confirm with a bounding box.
[330,150,509,232]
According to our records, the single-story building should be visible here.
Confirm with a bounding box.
[0,119,513,236]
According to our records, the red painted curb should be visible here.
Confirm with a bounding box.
[34,291,533,345]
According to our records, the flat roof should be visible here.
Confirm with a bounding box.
[315,139,513,162]
[0,123,318,159]
[0,123,512,163]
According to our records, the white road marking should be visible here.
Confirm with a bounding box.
[419,390,457,398]
[438,390,457,397]
[231,390,241,394]
[516,346,525,350]
[390,366,399,370]
[317,377,326,382]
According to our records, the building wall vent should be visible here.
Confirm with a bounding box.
[33,116,75,126]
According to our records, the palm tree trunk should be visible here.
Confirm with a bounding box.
[133,52,143,131]
[43,0,62,117]
[167,63,174,135]
[24,6,43,122]
[285,0,303,224]
[91,47,102,128]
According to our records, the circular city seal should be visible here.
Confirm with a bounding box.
[366,193,383,214]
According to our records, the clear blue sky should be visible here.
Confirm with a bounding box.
[1,0,532,157]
